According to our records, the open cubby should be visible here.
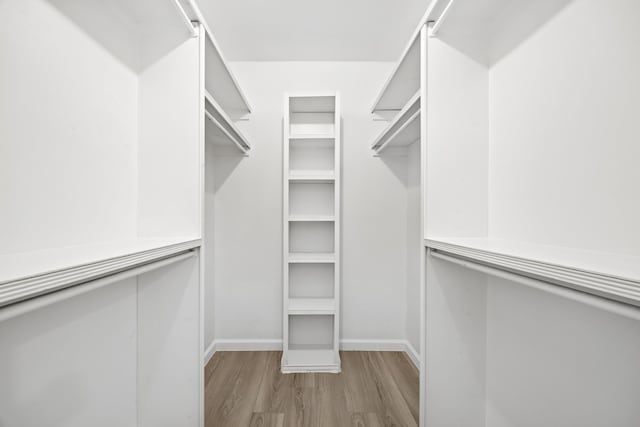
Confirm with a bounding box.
[290,138,335,171]
[288,315,335,350]
[289,222,335,254]
[289,182,335,217]
[288,264,335,299]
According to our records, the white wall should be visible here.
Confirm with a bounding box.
[0,257,201,427]
[0,0,138,254]
[210,61,414,345]
[485,277,640,426]
[489,0,640,255]
[0,279,138,427]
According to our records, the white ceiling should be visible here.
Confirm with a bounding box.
[197,0,431,61]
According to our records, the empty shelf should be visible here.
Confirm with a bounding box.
[372,91,421,153]
[425,237,640,307]
[290,133,335,140]
[282,349,340,373]
[0,238,202,308]
[288,171,335,183]
[371,35,421,113]
[288,298,336,315]
[205,91,251,154]
[288,253,335,264]
[288,215,335,222]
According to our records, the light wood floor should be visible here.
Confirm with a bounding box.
[204,351,419,427]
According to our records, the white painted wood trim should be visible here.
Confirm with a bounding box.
[204,339,420,370]
[371,91,421,153]
[0,240,201,308]
[426,238,640,308]
[370,0,445,112]
[180,0,253,113]
[204,91,251,153]
[203,340,217,366]
[0,251,197,323]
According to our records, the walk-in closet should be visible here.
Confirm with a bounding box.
[1,0,639,426]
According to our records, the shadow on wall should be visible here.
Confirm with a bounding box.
[436,0,575,66]
[46,0,187,72]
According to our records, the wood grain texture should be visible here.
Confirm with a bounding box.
[205,351,418,427]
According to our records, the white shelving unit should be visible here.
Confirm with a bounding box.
[371,91,421,154]
[0,0,207,425]
[422,0,640,426]
[282,93,341,373]
[370,18,431,427]
[204,91,251,154]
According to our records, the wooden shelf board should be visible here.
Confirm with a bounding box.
[288,298,336,315]
[372,91,421,153]
[205,91,251,154]
[288,215,335,222]
[282,349,340,373]
[288,253,335,264]
[0,238,202,308]
[288,171,335,183]
[425,237,640,306]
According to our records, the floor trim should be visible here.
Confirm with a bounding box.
[203,339,420,370]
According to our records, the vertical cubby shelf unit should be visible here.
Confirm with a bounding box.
[282,93,341,373]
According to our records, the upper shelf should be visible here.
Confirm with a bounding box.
[179,0,252,114]
[0,238,201,308]
[371,91,421,153]
[370,0,451,113]
[205,91,251,154]
[371,35,421,113]
[425,237,640,307]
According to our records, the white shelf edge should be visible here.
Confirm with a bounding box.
[370,0,445,113]
[0,239,201,308]
[288,298,336,315]
[372,91,421,153]
[425,238,640,307]
[288,171,335,182]
[281,349,341,373]
[289,133,335,140]
[205,90,251,154]
[288,253,336,264]
[180,0,253,113]
[288,215,335,222]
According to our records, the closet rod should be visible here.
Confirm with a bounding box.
[428,0,455,37]
[204,110,248,153]
[429,250,640,322]
[0,251,196,323]
[171,0,197,38]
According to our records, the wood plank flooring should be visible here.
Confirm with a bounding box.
[205,351,419,427]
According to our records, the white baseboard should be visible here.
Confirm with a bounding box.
[203,338,420,370]
[403,341,420,369]
[203,340,217,366]
[339,339,407,351]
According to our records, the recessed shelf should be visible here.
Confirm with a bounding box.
[425,237,640,307]
[372,91,421,153]
[289,171,335,183]
[204,91,251,154]
[288,253,335,264]
[288,298,336,315]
